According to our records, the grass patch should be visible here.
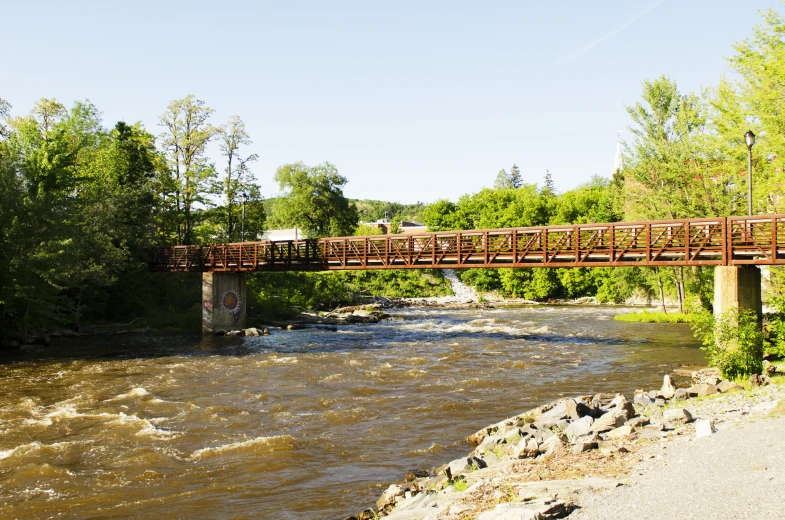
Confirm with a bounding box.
[614,311,694,323]
[771,374,785,385]
[453,476,468,492]
[770,401,785,417]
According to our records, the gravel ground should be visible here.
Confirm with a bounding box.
[570,386,785,520]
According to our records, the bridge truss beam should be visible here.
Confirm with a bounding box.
[150,215,785,273]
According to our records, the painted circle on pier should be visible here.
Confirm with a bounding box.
[221,290,239,312]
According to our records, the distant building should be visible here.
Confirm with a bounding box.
[358,219,429,235]
[367,219,392,234]
[399,221,428,234]
[260,228,303,241]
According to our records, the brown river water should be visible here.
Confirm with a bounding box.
[0,306,705,519]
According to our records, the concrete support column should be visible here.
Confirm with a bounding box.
[713,266,762,318]
[202,272,247,334]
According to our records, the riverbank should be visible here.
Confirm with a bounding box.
[352,366,785,520]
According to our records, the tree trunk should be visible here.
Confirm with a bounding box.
[23,302,30,342]
[655,267,667,313]
[676,266,685,314]
[75,287,83,332]
[227,152,234,240]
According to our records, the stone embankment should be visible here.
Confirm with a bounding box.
[348,365,785,520]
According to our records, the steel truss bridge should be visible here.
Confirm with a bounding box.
[150,215,785,273]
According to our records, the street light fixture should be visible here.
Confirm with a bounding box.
[745,130,755,216]
[241,192,249,242]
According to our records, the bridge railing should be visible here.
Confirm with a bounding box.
[316,217,729,269]
[148,214,785,272]
[728,215,785,265]
[148,239,324,272]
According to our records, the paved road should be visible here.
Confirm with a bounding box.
[570,416,785,520]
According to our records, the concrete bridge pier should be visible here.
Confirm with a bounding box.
[713,266,762,318]
[202,272,247,334]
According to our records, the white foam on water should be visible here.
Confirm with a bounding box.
[394,317,546,336]
[24,417,53,427]
[0,441,44,460]
[108,387,151,401]
[441,269,479,302]
[16,397,35,408]
[529,326,551,334]
[104,412,179,438]
[45,403,81,421]
[136,422,179,439]
[320,374,343,383]
[189,435,296,460]
[256,356,299,367]
[0,441,74,461]
[409,442,444,455]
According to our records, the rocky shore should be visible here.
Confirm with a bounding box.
[348,365,785,520]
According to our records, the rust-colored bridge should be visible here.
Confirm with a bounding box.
[151,214,785,273]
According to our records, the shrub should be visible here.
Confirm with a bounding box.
[692,309,763,379]
[764,295,785,359]
[614,311,693,323]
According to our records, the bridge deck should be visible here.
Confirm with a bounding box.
[149,215,785,272]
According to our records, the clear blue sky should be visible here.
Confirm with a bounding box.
[1,1,779,203]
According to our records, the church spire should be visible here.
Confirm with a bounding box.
[614,131,624,173]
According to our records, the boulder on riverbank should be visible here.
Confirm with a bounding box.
[278,306,393,328]
[354,368,771,519]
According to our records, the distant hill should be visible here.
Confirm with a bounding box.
[352,199,427,223]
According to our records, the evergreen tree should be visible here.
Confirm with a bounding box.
[542,169,554,195]
[509,164,522,188]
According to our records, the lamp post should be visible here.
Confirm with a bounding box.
[241,192,248,242]
[745,130,756,216]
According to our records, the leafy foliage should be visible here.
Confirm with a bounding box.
[248,270,452,320]
[692,309,764,379]
[273,162,359,238]
[158,95,217,245]
[614,311,694,323]
[763,295,785,358]
[353,199,427,223]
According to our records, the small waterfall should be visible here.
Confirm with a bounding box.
[441,269,479,302]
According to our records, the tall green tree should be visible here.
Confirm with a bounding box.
[726,6,785,213]
[493,168,510,189]
[274,162,358,238]
[0,97,11,139]
[216,115,263,242]
[158,95,217,244]
[623,76,712,312]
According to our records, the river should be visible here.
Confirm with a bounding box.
[0,306,705,519]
